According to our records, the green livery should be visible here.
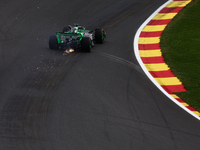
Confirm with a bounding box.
[49,24,106,52]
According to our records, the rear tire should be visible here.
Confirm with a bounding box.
[49,35,59,50]
[81,37,91,52]
[95,28,105,44]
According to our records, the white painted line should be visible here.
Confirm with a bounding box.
[133,0,200,120]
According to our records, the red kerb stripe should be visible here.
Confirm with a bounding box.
[141,56,165,64]
[161,85,186,94]
[173,0,190,1]
[140,31,163,37]
[139,44,160,50]
[159,7,184,13]
[147,19,172,25]
[175,98,185,103]
[186,106,197,111]
[149,70,175,78]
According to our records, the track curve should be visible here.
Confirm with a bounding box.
[134,0,200,120]
[0,0,200,150]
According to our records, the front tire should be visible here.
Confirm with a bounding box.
[49,35,59,50]
[81,37,91,52]
[95,28,105,44]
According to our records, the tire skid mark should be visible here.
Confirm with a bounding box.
[93,50,144,74]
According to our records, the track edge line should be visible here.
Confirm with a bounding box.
[133,0,200,120]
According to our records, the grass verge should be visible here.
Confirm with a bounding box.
[160,0,200,111]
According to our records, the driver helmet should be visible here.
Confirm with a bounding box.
[72,27,78,33]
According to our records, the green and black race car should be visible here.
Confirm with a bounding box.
[49,24,106,52]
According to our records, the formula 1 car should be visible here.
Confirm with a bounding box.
[49,24,106,52]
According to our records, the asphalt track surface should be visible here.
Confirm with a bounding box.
[1,0,200,150]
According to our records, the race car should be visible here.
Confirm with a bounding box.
[49,24,106,52]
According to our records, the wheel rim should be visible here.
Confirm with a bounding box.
[101,30,105,43]
[89,39,92,50]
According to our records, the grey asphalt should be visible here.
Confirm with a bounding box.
[0,0,200,150]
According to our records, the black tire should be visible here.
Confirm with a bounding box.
[95,28,105,44]
[63,26,71,33]
[49,35,59,50]
[81,37,91,52]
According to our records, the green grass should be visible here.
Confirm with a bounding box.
[160,0,200,111]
